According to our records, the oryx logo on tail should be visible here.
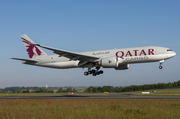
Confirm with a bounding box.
[21,34,47,59]
[22,38,42,58]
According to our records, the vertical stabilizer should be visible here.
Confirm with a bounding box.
[21,34,47,59]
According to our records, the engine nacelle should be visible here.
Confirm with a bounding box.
[100,57,118,68]
[115,64,129,70]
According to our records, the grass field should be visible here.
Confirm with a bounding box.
[133,88,180,95]
[137,93,180,95]
[136,88,180,93]
[0,99,180,119]
[0,88,180,96]
[0,92,103,96]
[0,93,65,96]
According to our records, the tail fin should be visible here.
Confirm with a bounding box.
[21,34,47,59]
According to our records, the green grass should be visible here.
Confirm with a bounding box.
[0,99,180,119]
[1,87,180,96]
[137,93,180,95]
[0,93,66,96]
[0,92,108,96]
[133,88,180,95]
[135,88,180,93]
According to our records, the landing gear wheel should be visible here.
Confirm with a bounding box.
[159,66,163,69]
[92,69,96,73]
[88,71,92,74]
[99,70,103,74]
[92,73,96,76]
[84,72,88,76]
[96,72,100,75]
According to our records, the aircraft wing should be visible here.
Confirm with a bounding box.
[10,58,38,63]
[34,44,100,62]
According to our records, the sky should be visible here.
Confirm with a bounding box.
[0,0,180,88]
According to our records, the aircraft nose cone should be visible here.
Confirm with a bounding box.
[172,51,176,56]
[168,51,176,58]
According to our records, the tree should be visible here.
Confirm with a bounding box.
[22,90,30,93]
[66,87,72,92]
[57,88,63,93]
[92,87,98,93]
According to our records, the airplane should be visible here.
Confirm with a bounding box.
[11,34,176,76]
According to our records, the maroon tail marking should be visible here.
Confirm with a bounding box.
[22,38,42,58]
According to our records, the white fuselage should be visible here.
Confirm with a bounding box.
[12,34,176,76]
[26,46,176,69]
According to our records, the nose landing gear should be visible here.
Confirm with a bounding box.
[159,60,164,69]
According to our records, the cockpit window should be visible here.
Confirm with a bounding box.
[167,49,172,51]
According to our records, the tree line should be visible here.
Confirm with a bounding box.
[56,87,76,93]
[85,80,180,93]
[0,80,180,93]
[21,89,54,93]
[1,86,45,92]
[0,86,76,93]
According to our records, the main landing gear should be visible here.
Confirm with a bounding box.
[159,60,164,69]
[84,67,103,76]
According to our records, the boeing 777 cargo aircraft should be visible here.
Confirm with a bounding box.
[11,34,176,76]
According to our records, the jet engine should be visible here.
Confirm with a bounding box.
[99,57,118,68]
[99,57,129,70]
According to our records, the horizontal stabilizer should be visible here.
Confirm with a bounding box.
[10,58,37,63]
